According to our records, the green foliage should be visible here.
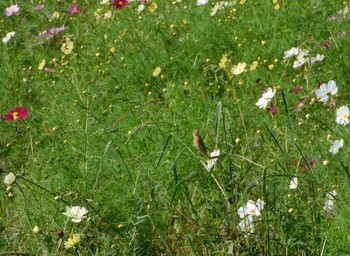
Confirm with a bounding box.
[1,0,350,255]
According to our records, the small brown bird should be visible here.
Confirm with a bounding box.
[193,129,208,156]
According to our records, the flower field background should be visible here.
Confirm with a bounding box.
[1,0,350,255]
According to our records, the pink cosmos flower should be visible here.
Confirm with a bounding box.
[5,4,19,16]
[34,4,45,10]
[69,4,78,14]
[113,0,128,9]
[3,107,28,121]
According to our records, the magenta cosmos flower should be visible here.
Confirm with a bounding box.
[113,0,128,9]
[69,4,78,14]
[3,107,28,121]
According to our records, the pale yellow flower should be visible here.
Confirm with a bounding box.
[64,233,80,249]
[219,55,229,68]
[231,62,246,75]
[38,59,46,70]
[61,38,74,54]
[149,2,158,12]
[250,61,258,71]
[152,67,161,77]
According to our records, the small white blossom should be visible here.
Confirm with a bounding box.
[238,215,254,234]
[206,149,220,170]
[2,31,15,43]
[256,88,276,109]
[289,177,298,189]
[283,47,300,58]
[197,0,209,5]
[310,54,325,63]
[323,190,336,212]
[329,139,344,155]
[3,172,16,186]
[137,4,145,13]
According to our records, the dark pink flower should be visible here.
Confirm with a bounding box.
[290,86,303,93]
[3,107,28,121]
[69,4,78,14]
[269,103,277,115]
[113,0,128,9]
[322,41,331,48]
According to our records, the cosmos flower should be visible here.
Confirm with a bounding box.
[2,31,15,43]
[113,0,128,9]
[256,88,276,109]
[238,215,254,234]
[231,62,247,75]
[336,106,350,126]
[3,172,16,187]
[283,47,300,58]
[237,199,264,218]
[63,206,88,223]
[61,37,74,54]
[5,5,19,16]
[329,139,344,155]
[323,190,336,212]
[197,0,209,5]
[315,80,338,102]
[289,177,298,189]
[3,107,28,121]
[64,233,81,249]
[152,67,161,77]
[69,4,78,14]
[206,149,220,170]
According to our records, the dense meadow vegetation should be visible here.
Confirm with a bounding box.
[1,0,350,255]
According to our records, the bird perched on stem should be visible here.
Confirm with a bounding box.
[193,129,208,157]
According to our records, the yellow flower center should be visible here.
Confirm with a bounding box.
[343,114,348,119]
[119,1,123,5]
[249,209,255,214]
[12,111,19,116]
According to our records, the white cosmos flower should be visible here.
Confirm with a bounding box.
[310,54,325,63]
[2,31,15,43]
[137,4,145,13]
[315,80,338,102]
[206,149,220,170]
[256,97,269,109]
[329,139,344,155]
[289,177,298,189]
[256,88,276,109]
[292,50,309,69]
[63,206,88,223]
[3,172,16,186]
[197,0,209,5]
[237,199,264,218]
[323,190,336,212]
[336,106,350,125]
[238,215,254,234]
[283,47,300,58]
